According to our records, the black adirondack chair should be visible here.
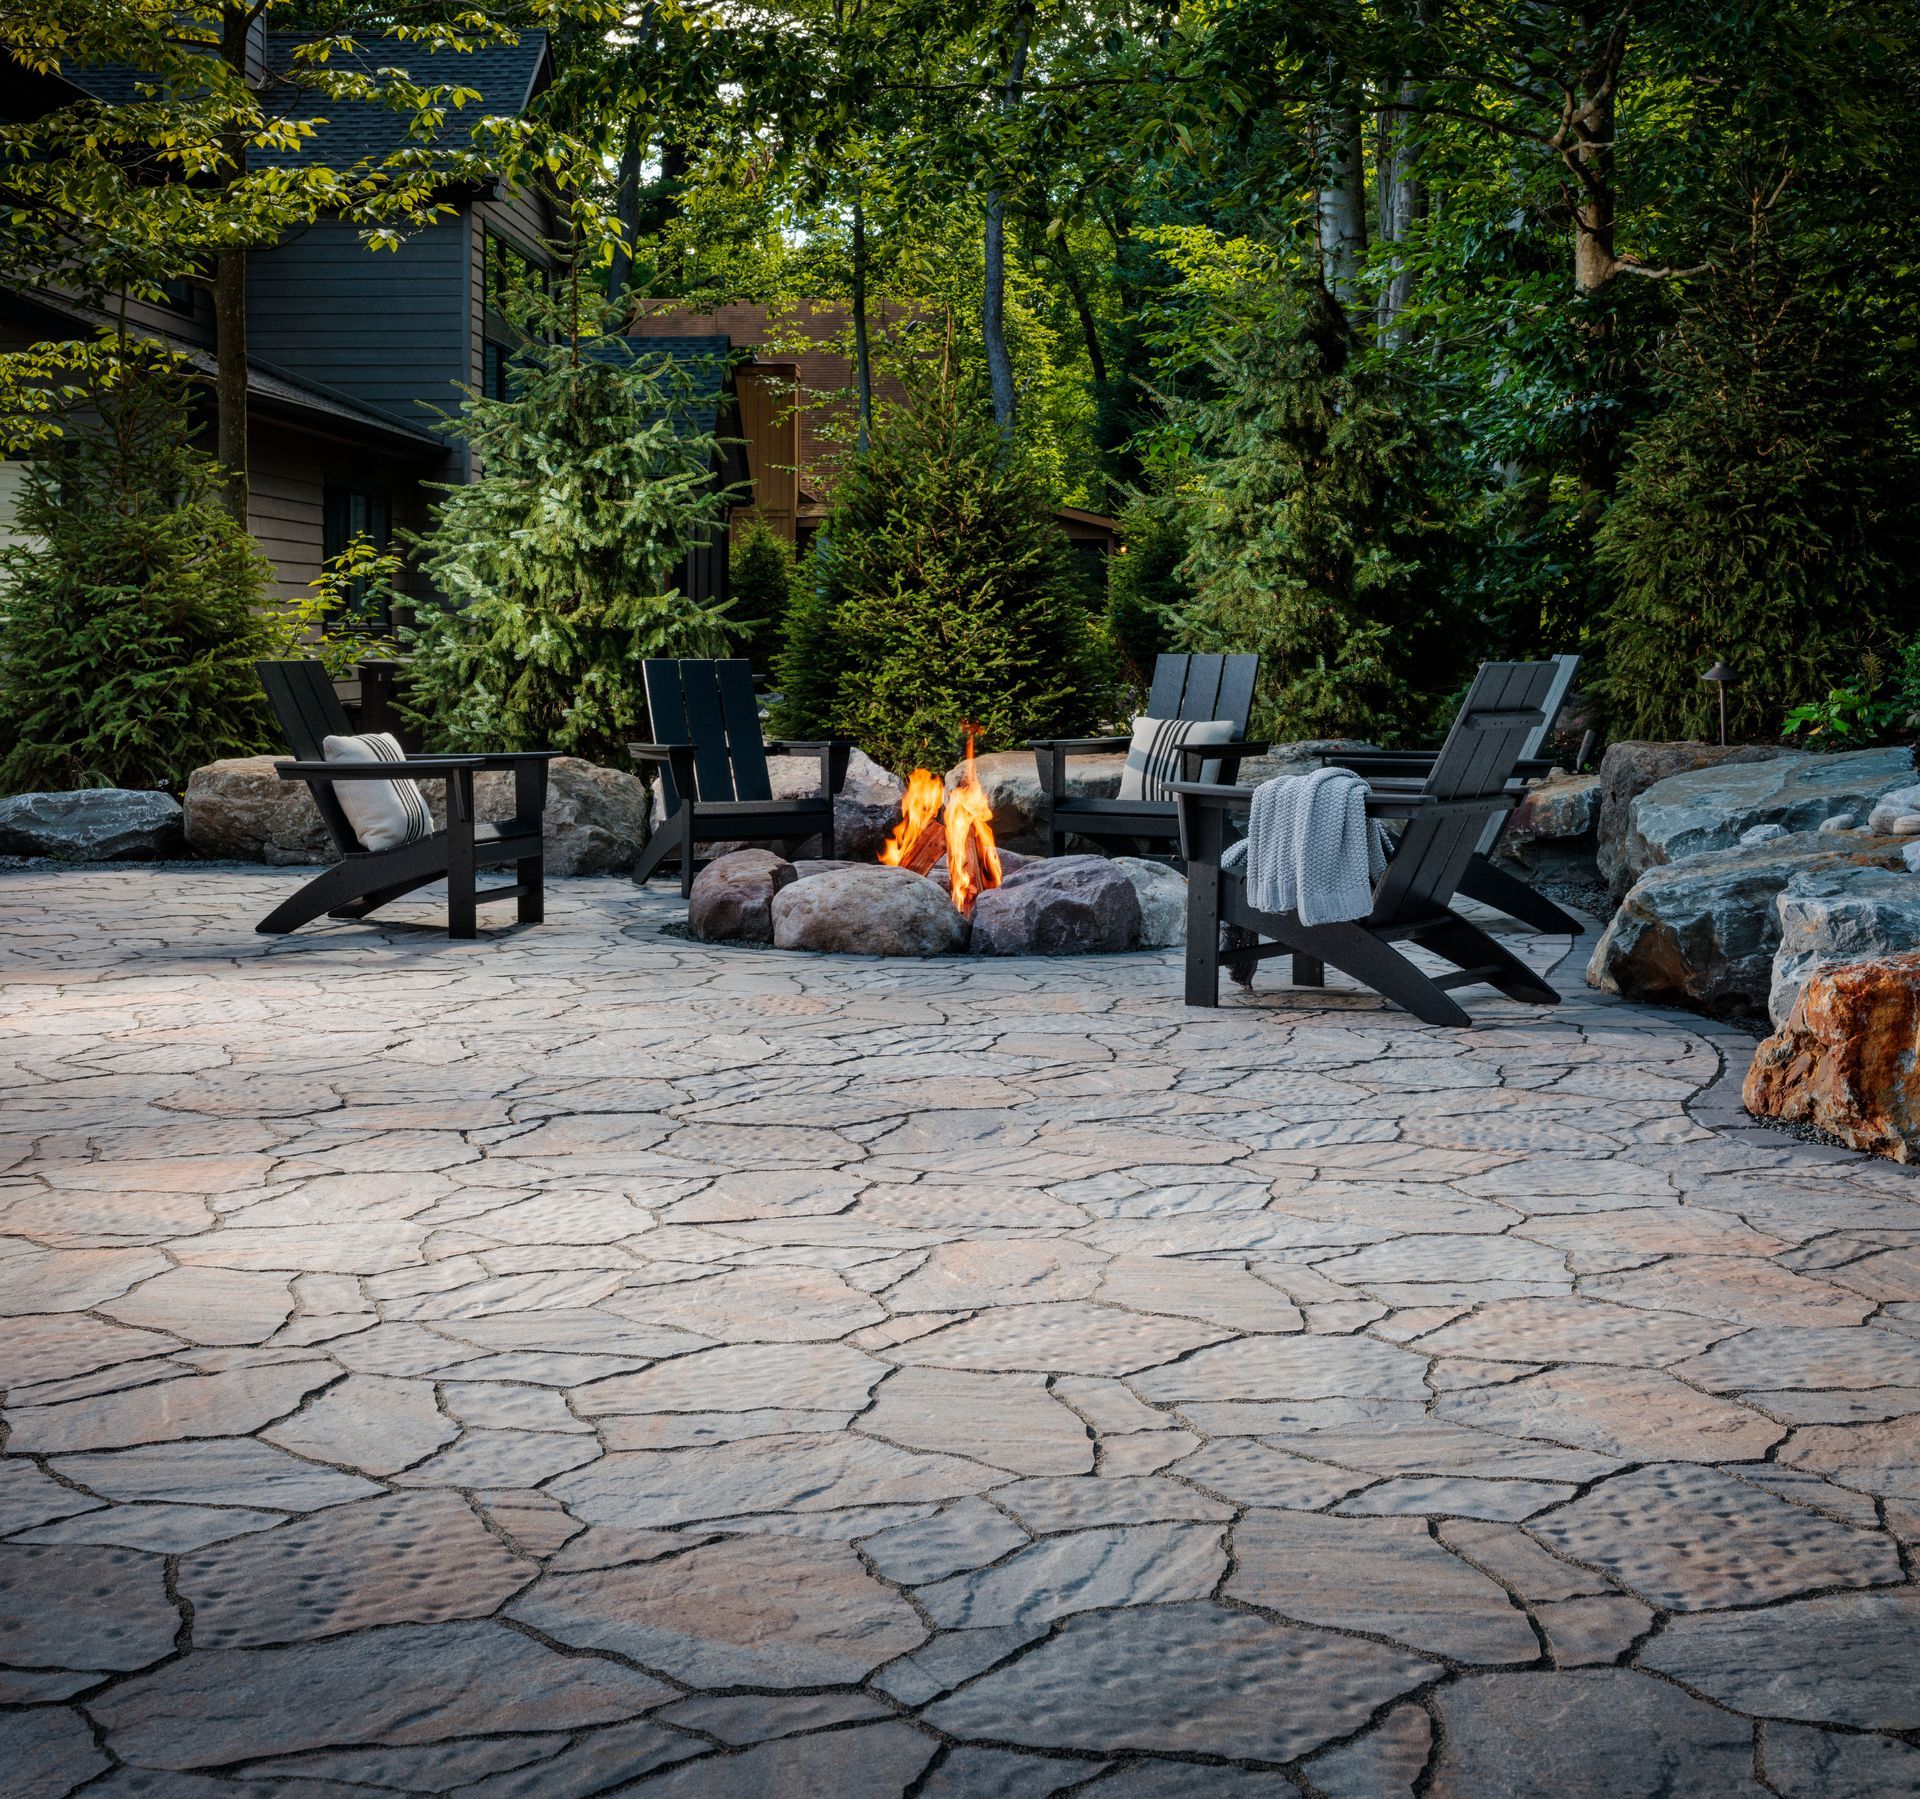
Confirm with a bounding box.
[1174,660,1565,1028]
[1312,653,1584,936]
[254,661,554,940]
[631,659,854,897]
[1032,652,1264,861]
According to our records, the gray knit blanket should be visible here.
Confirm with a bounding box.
[1219,766,1389,925]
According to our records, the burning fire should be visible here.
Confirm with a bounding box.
[878,733,1003,913]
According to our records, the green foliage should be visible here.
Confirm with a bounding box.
[0,353,279,793]
[1175,282,1462,745]
[728,514,798,676]
[285,533,402,681]
[1593,217,1920,743]
[1105,495,1187,693]
[401,296,740,763]
[770,387,1104,773]
[1782,687,1902,749]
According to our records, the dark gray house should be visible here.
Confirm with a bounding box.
[0,31,737,616]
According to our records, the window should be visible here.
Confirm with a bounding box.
[481,231,548,399]
[323,482,394,631]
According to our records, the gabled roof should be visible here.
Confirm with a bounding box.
[57,32,550,174]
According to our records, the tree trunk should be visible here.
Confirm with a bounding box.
[1316,93,1369,320]
[606,118,645,312]
[1376,78,1425,340]
[983,11,1032,436]
[851,193,874,451]
[213,3,252,521]
[1050,239,1107,389]
[1570,4,1624,506]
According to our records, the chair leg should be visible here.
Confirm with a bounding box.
[446,775,477,939]
[1458,853,1583,935]
[1293,952,1325,987]
[256,861,384,935]
[517,853,544,925]
[1283,920,1474,1028]
[1413,913,1562,1007]
[1185,866,1222,1007]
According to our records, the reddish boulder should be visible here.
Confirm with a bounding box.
[1744,951,1920,1162]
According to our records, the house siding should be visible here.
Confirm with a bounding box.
[247,219,469,438]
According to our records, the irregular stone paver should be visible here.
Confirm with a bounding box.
[89,1620,673,1768]
[926,1600,1439,1762]
[509,1533,925,1686]
[1428,1669,1760,1797]
[3,869,1918,1789]
[916,1522,1226,1629]
[0,1545,178,1670]
[859,1367,1092,1474]
[0,1707,111,1799]
[1228,1511,1538,1665]
[1528,1463,1902,1609]
[1639,1590,1920,1727]
[178,1490,534,1646]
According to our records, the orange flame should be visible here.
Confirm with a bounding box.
[944,744,1002,914]
[879,767,947,866]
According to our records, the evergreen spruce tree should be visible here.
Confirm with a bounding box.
[728,513,798,677]
[1178,282,1460,744]
[1106,495,1188,692]
[0,355,278,793]
[771,390,1103,773]
[1595,221,1920,742]
[402,299,739,763]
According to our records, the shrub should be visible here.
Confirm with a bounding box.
[770,390,1104,773]
[401,306,738,763]
[1106,495,1187,694]
[0,352,279,793]
[728,513,797,678]
[1176,282,1462,745]
[1594,221,1920,742]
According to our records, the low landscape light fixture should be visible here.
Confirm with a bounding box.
[1701,660,1735,746]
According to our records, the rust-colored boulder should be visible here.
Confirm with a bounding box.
[1744,951,1920,1162]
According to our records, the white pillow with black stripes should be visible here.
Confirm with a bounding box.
[1116,715,1236,802]
[321,732,434,852]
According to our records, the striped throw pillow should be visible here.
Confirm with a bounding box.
[1117,715,1236,802]
[321,732,434,852]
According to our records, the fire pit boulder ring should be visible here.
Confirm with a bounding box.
[684,740,1183,957]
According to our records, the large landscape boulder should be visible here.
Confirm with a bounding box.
[1769,868,1920,1029]
[946,751,1127,855]
[771,863,968,956]
[1587,833,1908,1022]
[1745,951,1920,1162]
[466,758,651,875]
[0,789,185,861]
[771,748,905,863]
[184,758,332,865]
[1237,740,1379,785]
[1618,744,1916,892]
[1495,771,1600,884]
[969,854,1144,956]
[688,849,796,944]
[1112,857,1187,948]
[1596,741,1788,895]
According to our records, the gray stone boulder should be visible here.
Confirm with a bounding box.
[689,849,796,944]
[1112,857,1187,948]
[1587,833,1909,1022]
[1597,741,1790,895]
[1237,740,1379,785]
[771,864,967,956]
[969,855,1144,956]
[1620,744,1916,891]
[1494,771,1600,884]
[1867,782,1920,835]
[0,789,185,861]
[947,751,1127,855]
[184,758,332,865]
[1769,868,1920,1029]
[772,748,905,863]
[467,758,651,876]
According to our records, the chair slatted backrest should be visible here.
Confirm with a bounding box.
[1371,660,1559,925]
[1143,653,1260,737]
[256,661,365,855]
[643,659,773,811]
[1474,651,1580,855]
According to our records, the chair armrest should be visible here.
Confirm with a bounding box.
[1164,781,1434,815]
[274,758,492,782]
[765,738,856,756]
[1029,736,1131,754]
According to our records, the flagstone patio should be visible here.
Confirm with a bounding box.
[3,863,1918,1797]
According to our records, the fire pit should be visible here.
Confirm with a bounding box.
[682,737,1187,957]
